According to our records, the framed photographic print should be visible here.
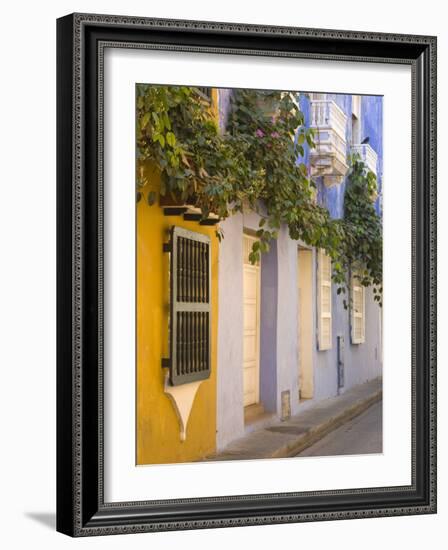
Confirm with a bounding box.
[56,13,437,536]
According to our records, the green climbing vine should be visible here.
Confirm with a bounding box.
[136,84,382,304]
[136,84,252,220]
[225,89,343,264]
[336,156,383,306]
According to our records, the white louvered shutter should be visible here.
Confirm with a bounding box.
[317,250,332,350]
[351,273,366,344]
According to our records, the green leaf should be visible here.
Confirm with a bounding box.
[141,112,151,129]
[163,113,171,130]
[153,133,165,148]
[166,132,176,147]
[299,163,307,177]
[306,133,315,147]
[147,191,157,205]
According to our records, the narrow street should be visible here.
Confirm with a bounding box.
[296,400,382,457]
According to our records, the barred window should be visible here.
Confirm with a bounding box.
[195,87,213,102]
[163,226,211,385]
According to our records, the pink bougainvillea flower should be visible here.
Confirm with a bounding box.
[271,131,280,138]
[255,128,265,138]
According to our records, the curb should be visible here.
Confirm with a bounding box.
[270,389,382,458]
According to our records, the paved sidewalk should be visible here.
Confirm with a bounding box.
[208,377,382,461]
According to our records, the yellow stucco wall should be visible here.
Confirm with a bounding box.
[136,161,218,465]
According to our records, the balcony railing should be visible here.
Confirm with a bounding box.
[351,144,379,201]
[309,99,349,187]
[310,100,347,138]
[351,143,378,176]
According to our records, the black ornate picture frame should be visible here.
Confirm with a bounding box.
[56,13,437,536]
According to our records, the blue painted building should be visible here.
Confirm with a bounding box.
[216,90,383,451]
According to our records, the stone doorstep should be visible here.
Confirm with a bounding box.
[206,377,382,461]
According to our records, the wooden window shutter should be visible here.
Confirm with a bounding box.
[351,273,366,344]
[163,226,211,385]
[317,249,332,350]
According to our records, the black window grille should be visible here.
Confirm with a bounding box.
[163,226,211,385]
[195,87,213,102]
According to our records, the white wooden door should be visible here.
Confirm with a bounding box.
[243,234,261,407]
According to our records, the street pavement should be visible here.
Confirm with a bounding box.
[296,400,382,457]
[208,378,382,461]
